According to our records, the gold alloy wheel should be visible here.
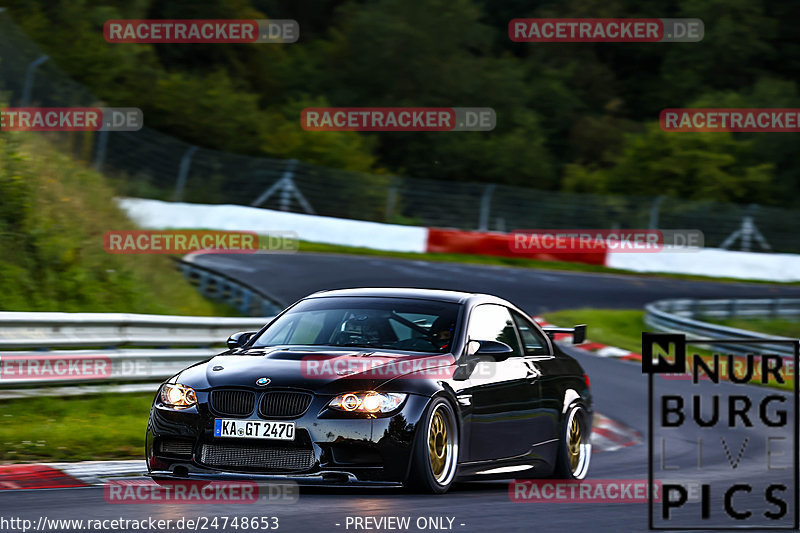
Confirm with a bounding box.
[568,413,582,473]
[428,408,449,481]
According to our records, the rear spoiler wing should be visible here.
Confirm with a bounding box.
[542,324,586,344]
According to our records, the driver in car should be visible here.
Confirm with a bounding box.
[391,317,455,352]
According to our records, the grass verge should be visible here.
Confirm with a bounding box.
[0,393,153,463]
[542,308,648,354]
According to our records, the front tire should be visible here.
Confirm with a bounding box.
[406,397,459,494]
[554,404,591,479]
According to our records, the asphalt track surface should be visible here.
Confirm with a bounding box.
[191,252,800,314]
[2,253,798,532]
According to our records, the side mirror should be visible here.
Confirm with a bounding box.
[468,339,514,361]
[227,331,256,350]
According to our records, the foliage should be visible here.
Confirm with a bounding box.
[3,0,799,204]
[0,131,229,314]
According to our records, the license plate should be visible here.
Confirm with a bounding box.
[214,419,295,441]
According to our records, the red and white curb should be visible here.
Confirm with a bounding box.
[533,316,643,362]
[0,460,144,490]
[591,414,642,453]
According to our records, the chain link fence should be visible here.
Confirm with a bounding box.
[1,12,798,253]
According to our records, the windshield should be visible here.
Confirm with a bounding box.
[250,297,461,354]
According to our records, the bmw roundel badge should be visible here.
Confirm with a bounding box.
[256,377,271,386]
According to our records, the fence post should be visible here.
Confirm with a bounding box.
[279,161,296,211]
[94,129,109,172]
[172,146,198,202]
[649,196,664,229]
[478,184,495,231]
[385,182,398,222]
[250,160,314,214]
[720,204,771,252]
[21,55,49,107]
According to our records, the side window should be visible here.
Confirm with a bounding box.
[511,311,550,356]
[467,304,522,356]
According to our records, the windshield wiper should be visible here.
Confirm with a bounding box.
[333,343,383,349]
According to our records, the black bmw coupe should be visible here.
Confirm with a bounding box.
[146,288,592,493]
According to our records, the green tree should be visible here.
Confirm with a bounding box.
[563,122,775,204]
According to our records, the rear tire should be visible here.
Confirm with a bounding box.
[554,404,591,479]
[406,397,459,494]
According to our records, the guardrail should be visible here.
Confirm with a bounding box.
[644,298,799,356]
[0,311,276,396]
[0,312,274,350]
[177,256,285,316]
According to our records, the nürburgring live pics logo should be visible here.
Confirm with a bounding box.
[643,332,799,530]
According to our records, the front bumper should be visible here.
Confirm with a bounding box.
[146,391,430,483]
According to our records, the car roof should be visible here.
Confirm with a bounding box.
[305,287,483,304]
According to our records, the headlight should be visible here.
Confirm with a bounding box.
[160,383,197,409]
[328,392,407,414]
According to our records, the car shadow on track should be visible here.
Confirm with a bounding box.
[297,481,511,496]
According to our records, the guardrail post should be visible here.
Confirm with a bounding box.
[241,290,252,315]
[197,270,209,296]
[688,299,697,318]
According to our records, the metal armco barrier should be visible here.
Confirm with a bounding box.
[177,257,285,316]
[0,312,276,395]
[0,259,283,396]
[644,298,800,357]
[0,312,273,350]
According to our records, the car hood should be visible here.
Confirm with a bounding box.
[174,347,456,394]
